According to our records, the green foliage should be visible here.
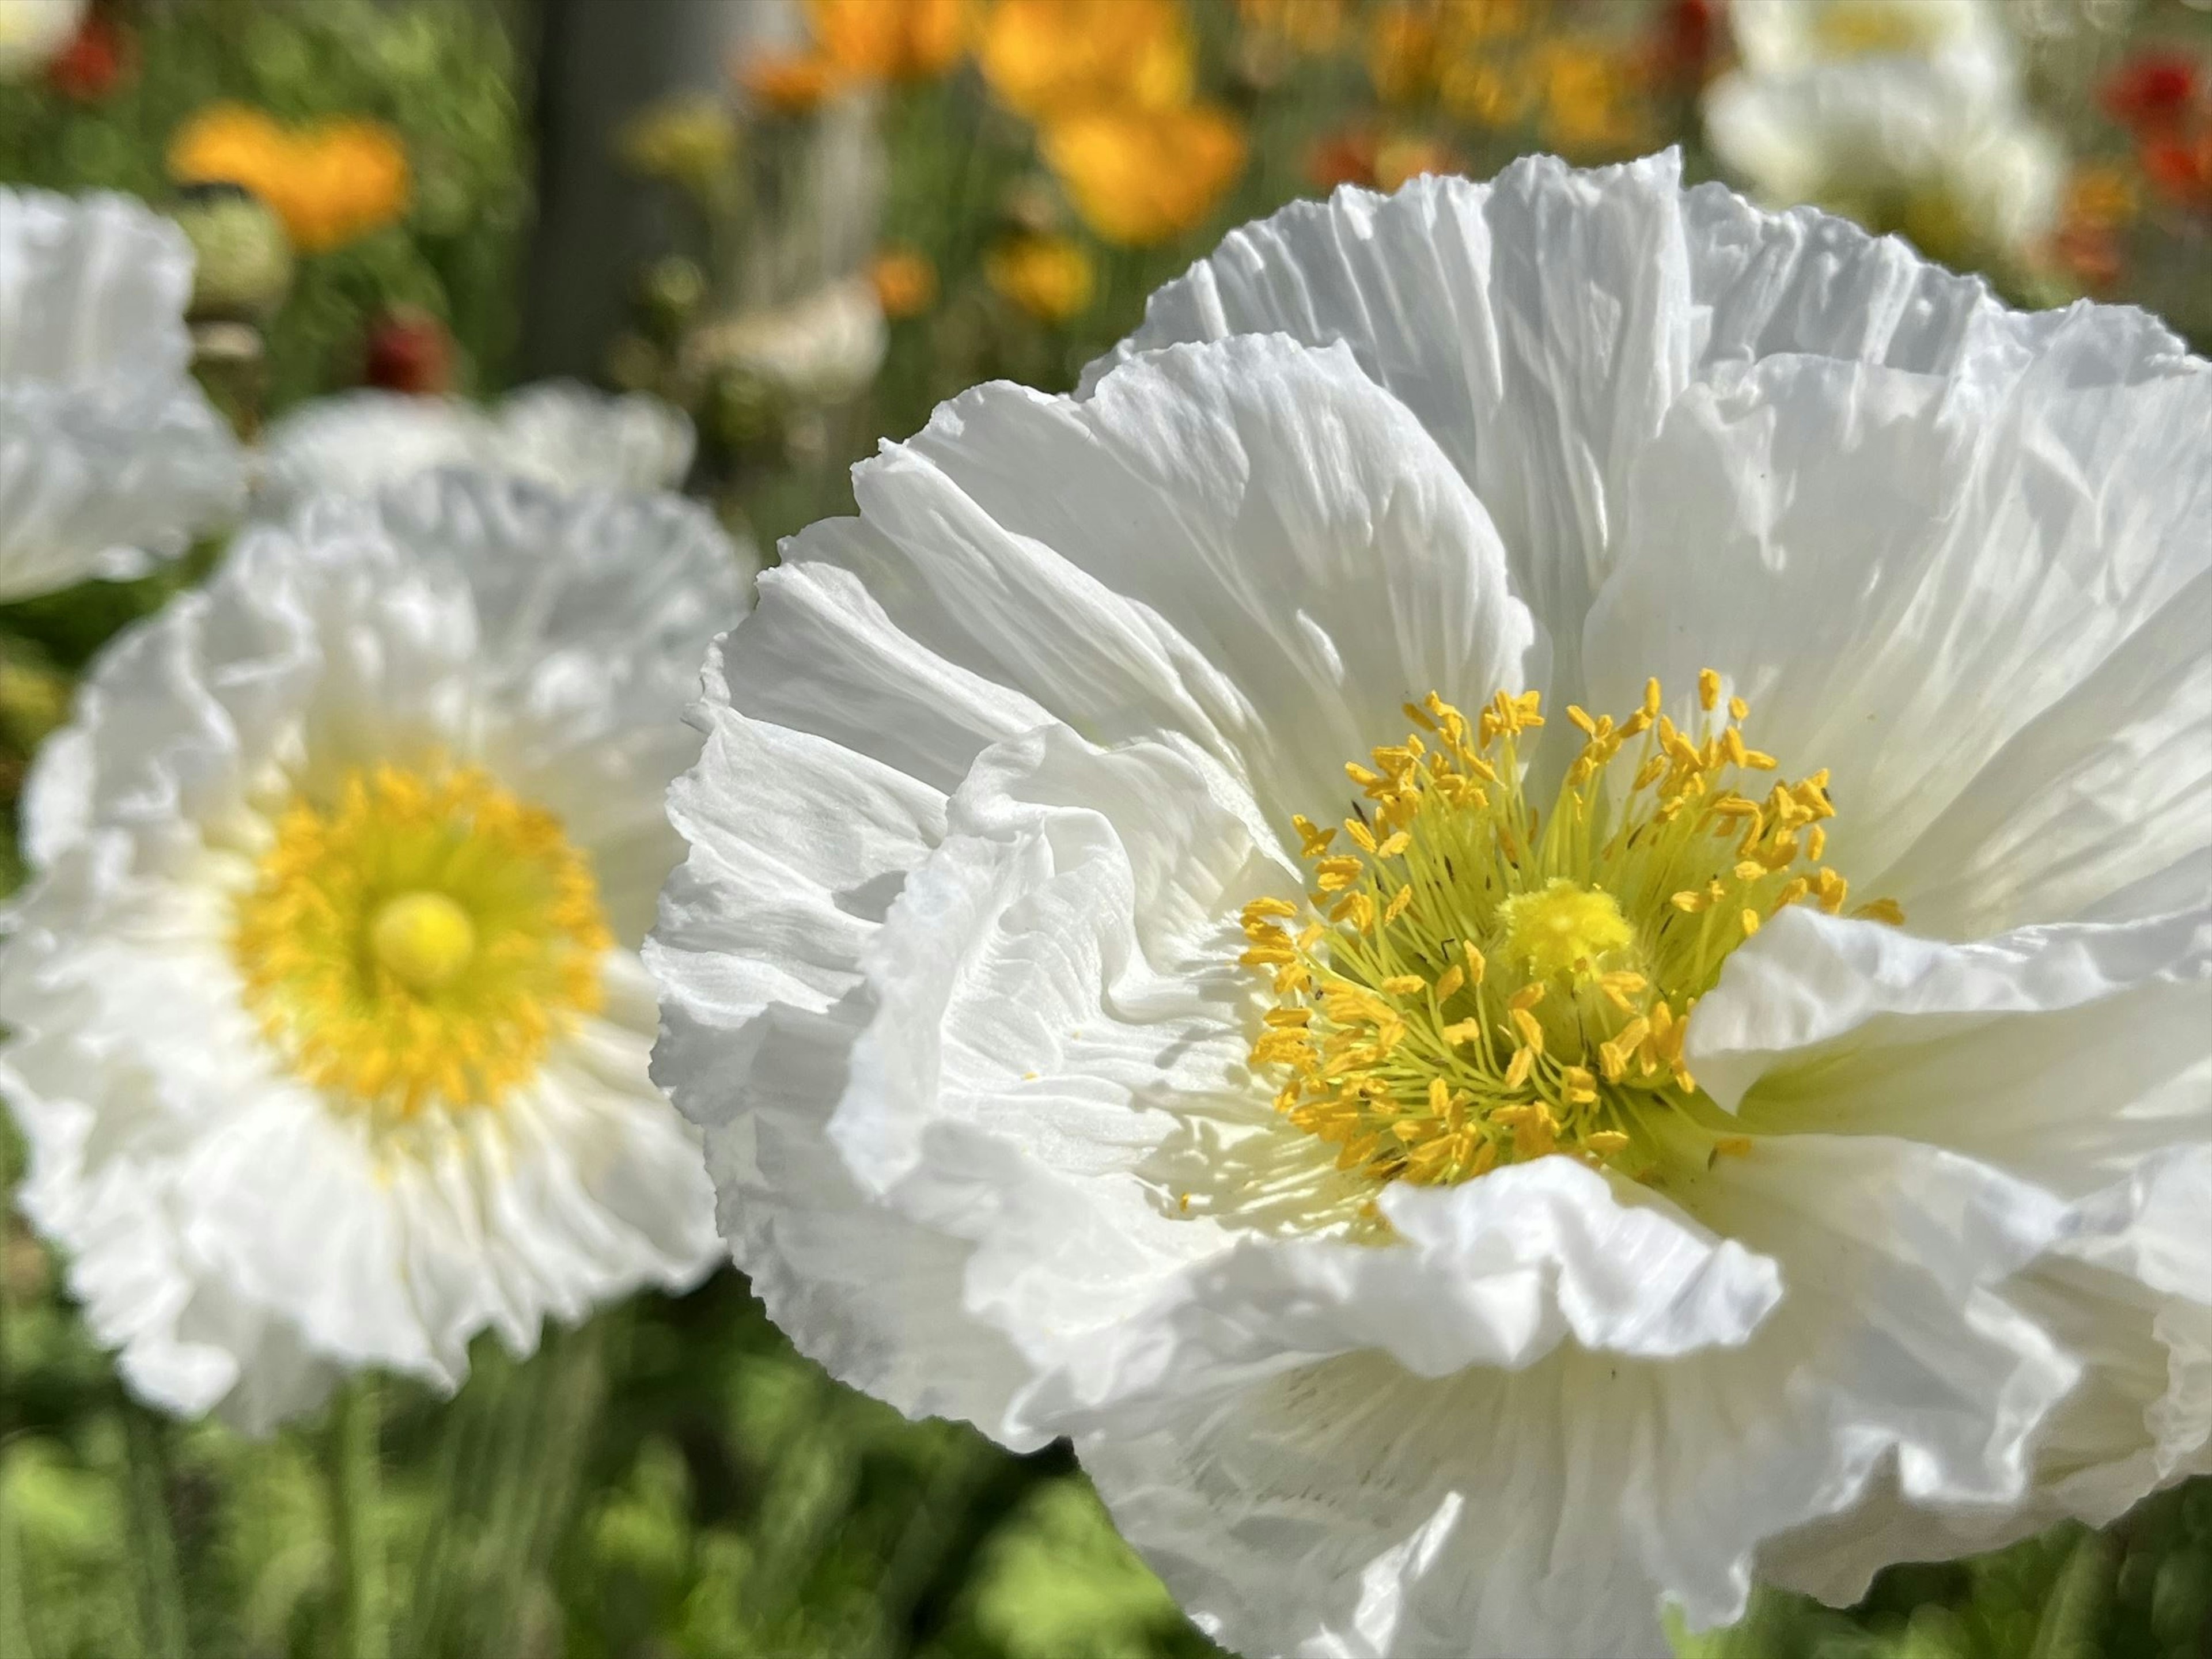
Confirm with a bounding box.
[0,0,528,407]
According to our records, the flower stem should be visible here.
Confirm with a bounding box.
[328,1378,388,1659]
[122,1405,187,1659]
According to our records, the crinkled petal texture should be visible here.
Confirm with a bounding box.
[252,381,696,519]
[651,155,2212,1657]
[0,189,244,600]
[2,472,750,1433]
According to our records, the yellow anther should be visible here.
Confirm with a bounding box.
[1741,908,1762,938]
[1442,1018,1483,1047]
[1587,1130,1631,1156]
[1434,965,1465,1001]
[1381,975,1426,998]
[1714,1137,1753,1158]
[1507,982,1547,1012]
[1699,668,1722,711]
[1376,831,1411,858]
[1855,897,1907,926]
[1642,677,1662,718]
[1502,1047,1535,1090]
[1508,1007,1546,1054]
[1728,695,1749,721]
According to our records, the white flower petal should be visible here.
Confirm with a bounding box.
[1073,1131,2073,1659]
[0,189,244,599]
[1687,904,2211,1191]
[1584,341,2210,928]
[1086,153,1692,693]
[252,382,695,518]
[858,333,1537,831]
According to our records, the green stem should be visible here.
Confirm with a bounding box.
[328,1379,388,1659]
[121,1407,187,1659]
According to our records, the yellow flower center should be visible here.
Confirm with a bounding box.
[1240,673,1902,1192]
[233,764,613,1118]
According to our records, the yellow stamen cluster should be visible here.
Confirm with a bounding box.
[1241,675,1902,1190]
[233,764,612,1118]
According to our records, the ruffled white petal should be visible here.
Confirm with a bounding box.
[1074,1131,2073,1658]
[252,382,695,518]
[2,472,738,1429]
[852,334,1537,831]
[1085,153,1691,697]
[1582,339,2210,932]
[0,189,244,599]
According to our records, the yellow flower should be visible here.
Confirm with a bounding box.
[984,233,1095,322]
[980,0,1194,120]
[808,0,971,81]
[1366,2,1441,105]
[870,245,940,318]
[1533,39,1644,157]
[168,104,408,255]
[1041,103,1247,246]
[1234,0,1353,56]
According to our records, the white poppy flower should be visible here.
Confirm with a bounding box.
[253,381,695,518]
[647,153,2211,1656]
[0,0,84,82]
[0,189,244,602]
[1727,0,2016,95]
[1705,54,2064,273]
[1,472,755,1433]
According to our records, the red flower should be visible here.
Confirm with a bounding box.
[46,13,135,104]
[2141,129,2212,213]
[2102,50,2198,134]
[1648,0,1722,88]
[362,308,454,396]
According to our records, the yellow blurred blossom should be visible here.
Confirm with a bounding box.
[1369,0,1529,105]
[168,104,408,255]
[1439,54,1532,127]
[1041,103,1247,245]
[1534,39,1644,157]
[985,233,1096,322]
[870,245,940,317]
[808,0,971,81]
[1373,133,1459,191]
[2065,164,2138,230]
[619,94,738,191]
[737,48,840,115]
[980,0,1194,120]
[1366,3,1440,105]
[1235,0,1353,56]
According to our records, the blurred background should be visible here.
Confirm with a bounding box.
[1,2,2209,1656]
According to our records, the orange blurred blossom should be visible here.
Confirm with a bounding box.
[980,0,1194,120]
[1042,103,1247,245]
[168,104,408,255]
[808,0,970,81]
[870,245,940,318]
[984,233,1096,322]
